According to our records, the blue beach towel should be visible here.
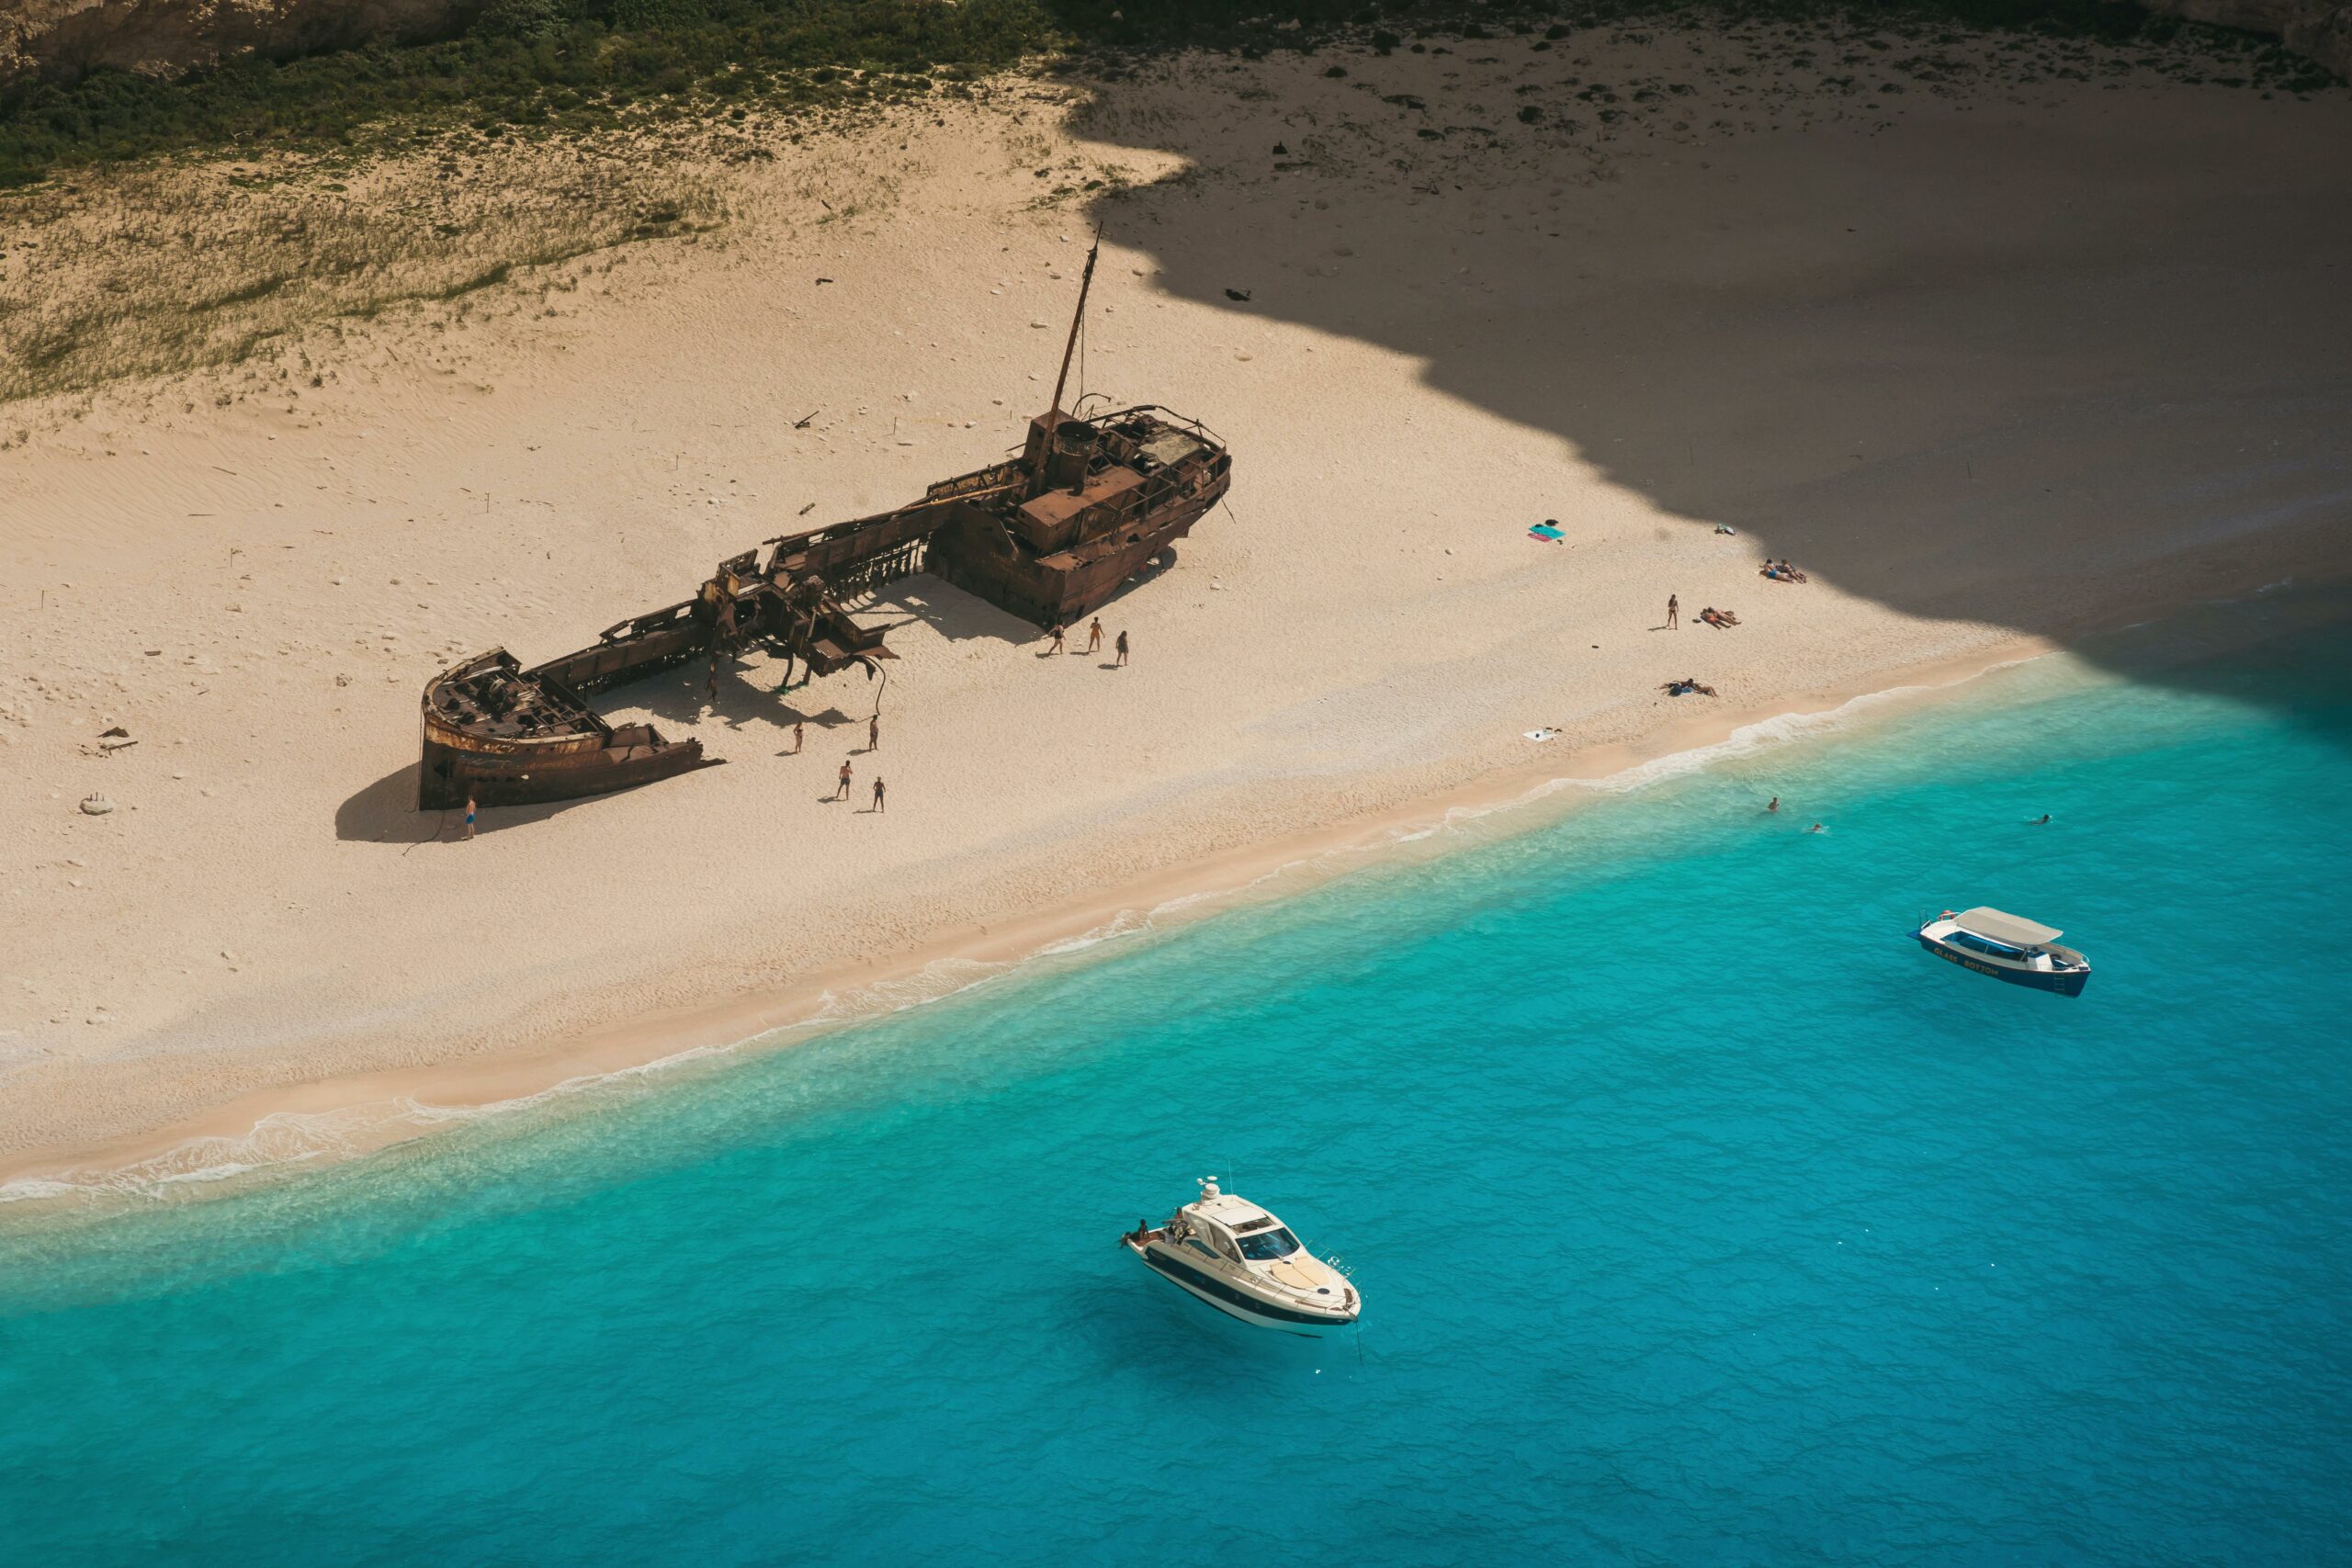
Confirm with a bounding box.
[1529,524,1565,542]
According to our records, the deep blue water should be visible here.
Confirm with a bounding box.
[4,604,2349,1566]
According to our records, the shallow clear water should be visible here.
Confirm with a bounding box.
[4,605,2349,1566]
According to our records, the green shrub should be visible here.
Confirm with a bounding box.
[477,0,571,41]
[0,0,2336,188]
[608,0,707,31]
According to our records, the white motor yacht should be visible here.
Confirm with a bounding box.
[1122,1179,1359,1335]
[1915,907,2092,997]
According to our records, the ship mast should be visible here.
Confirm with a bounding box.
[1046,224,1103,423]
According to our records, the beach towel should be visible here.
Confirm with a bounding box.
[1528,524,1564,542]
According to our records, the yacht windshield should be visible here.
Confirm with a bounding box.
[1237,1226,1302,1261]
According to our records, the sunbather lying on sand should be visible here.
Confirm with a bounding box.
[1660,676,1718,697]
[1698,607,1740,629]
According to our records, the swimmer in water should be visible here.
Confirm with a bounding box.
[1767,796,1779,814]
[2031,814,2051,825]
[1807,822,1826,833]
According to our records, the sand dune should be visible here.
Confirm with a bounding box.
[2,31,2347,1187]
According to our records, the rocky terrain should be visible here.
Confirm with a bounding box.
[2,0,2345,90]
[1,0,478,84]
[2149,0,2349,76]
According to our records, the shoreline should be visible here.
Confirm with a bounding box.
[0,617,2158,1208]
[5,572,2345,1212]
[6,46,2349,1215]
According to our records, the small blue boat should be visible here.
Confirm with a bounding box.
[1915,907,2091,998]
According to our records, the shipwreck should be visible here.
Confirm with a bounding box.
[418,235,1232,811]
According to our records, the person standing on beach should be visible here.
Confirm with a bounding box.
[868,713,880,751]
[464,793,478,840]
[706,651,721,703]
[1114,629,1130,667]
[793,720,805,754]
[1667,594,1679,630]
[1049,622,1066,654]
[1087,617,1103,654]
[834,760,853,801]
[872,777,887,813]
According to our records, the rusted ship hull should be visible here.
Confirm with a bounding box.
[928,463,1224,626]
[417,406,1227,812]
[415,233,1229,815]
[421,730,715,810]
[419,650,717,810]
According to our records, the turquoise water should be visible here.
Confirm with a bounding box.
[4,607,2349,1565]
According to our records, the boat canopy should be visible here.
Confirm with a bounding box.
[1955,907,2062,946]
[1191,1192,1272,1231]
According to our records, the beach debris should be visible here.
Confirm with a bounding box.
[99,726,129,739]
[78,795,114,815]
[1224,288,1253,302]
[1272,141,1289,154]
[798,502,817,516]
[794,412,818,429]
[1524,728,1560,742]
[816,277,834,286]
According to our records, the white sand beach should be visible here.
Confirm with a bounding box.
[3,30,2348,1189]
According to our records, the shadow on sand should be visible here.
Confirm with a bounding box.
[335,761,686,841]
[1064,46,2352,726]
